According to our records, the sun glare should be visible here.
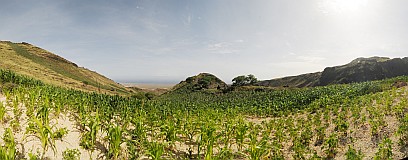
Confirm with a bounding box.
[319,0,368,14]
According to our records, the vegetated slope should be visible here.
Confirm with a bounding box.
[256,72,321,88]
[0,41,133,95]
[318,56,408,86]
[257,56,408,87]
[171,73,228,93]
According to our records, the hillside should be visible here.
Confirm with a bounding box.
[0,41,133,95]
[257,56,408,88]
[256,72,321,88]
[318,56,408,86]
[171,73,228,93]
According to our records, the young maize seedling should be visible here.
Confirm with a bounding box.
[130,116,146,143]
[25,116,57,159]
[79,111,100,157]
[28,152,40,160]
[345,145,364,160]
[323,133,338,159]
[270,140,284,159]
[145,141,165,160]
[374,138,393,160]
[397,114,408,146]
[235,120,248,151]
[203,124,219,160]
[246,137,270,160]
[107,124,124,159]
[0,128,17,160]
[0,102,6,123]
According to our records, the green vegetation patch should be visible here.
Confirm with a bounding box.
[6,42,124,93]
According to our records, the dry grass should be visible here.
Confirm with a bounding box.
[0,41,133,95]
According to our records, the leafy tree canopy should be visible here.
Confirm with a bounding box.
[232,74,258,86]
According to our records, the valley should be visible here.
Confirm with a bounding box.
[0,42,408,159]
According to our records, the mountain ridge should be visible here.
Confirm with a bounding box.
[257,56,408,88]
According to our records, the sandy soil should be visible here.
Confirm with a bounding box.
[0,86,407,159]
[0,93,102,160]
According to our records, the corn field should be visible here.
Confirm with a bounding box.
[0,68,407,159]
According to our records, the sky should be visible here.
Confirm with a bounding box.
[1,0,408,84]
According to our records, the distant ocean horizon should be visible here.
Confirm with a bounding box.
[120,82,176,89]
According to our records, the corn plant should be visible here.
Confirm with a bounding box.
[79,111,100,155]
[397,114,408,146]
[53,96,63,119]
[374,138,393,160]
[309,152,322,159]
[160,119,178,143]
[0,102,5,123]
[334,112,349,136]
[234,120,248,151]
[247,142,270,160]
[28,152,40,160]
[10,119,20,133]
[0,128,17,160]
[315,126,325,146]
[126,138,142,160]
[270,140,284,159]
[36,103,50,128]
[145,141,165,160]
[202,123,219,160]
[299,125,313,147]
[130,115,146,143]
[107,124,124,159]
[12,95,22,121]
[25,116,57,159]
[345,145,364,160]
[292,137,306,159]
[246,128,270,160]
[220,119,235,151]
[323,133,338,159]
[182,117,197,159]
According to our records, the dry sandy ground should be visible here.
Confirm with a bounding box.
[0,87,407,159]
[0,93,103,160]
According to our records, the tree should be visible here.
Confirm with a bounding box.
[232,75,247,86]
[232,74,258,86]
[247,74,258,84]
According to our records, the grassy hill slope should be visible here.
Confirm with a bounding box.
[256,72,321,88]
[0,41,133,95]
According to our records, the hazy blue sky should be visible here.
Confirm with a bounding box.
[1,0,408,83]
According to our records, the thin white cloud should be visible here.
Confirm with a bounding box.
[234,39,244,43]
[207,42,240,54]
[183,14,192,26]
